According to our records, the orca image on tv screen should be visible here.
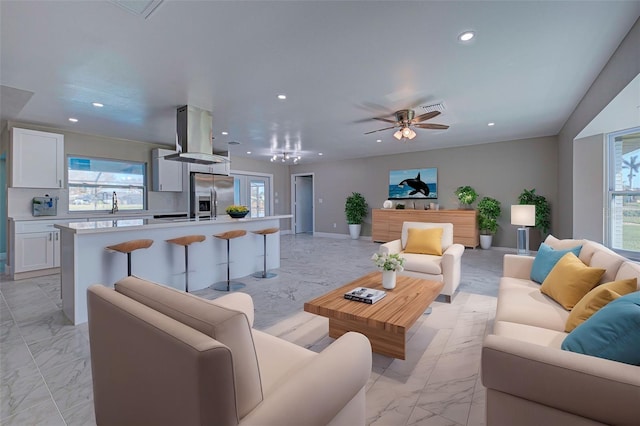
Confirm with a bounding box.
[388,168,437,199]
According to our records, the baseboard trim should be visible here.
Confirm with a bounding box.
[312,232,372,241]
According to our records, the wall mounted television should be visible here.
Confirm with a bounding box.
[388,168,437,199]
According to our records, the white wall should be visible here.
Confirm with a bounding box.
[573,134,605,241]
[557,18,640,238]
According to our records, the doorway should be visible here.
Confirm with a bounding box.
[291,173,314,234]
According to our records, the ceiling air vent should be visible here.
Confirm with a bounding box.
[420,102,445,113]
[109,0,164,19]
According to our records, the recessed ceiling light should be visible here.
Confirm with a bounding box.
[488,122,495,126]
[246,151,252,154]
[92,102,104,108]
[376,139,382,143]
[277,94,287,100]
[318,152,323,156]
[68,118,78,123]
[458,31,475,42]
[221,131,228,135]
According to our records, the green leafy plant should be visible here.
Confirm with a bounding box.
[477,197,501,235]
[345,192,368,224]
[454,186,478,206]
[226,205,249,214]
[518,189,550,234]
[371,252,406,272]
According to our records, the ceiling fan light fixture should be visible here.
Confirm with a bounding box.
[402,127,412,137]
[393,130,403,140]
[408,129,417,140]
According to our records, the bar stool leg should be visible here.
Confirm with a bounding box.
[184,246,190,293]
[127,253,132,276]
[212,239,246,292]
[252,234,276,279]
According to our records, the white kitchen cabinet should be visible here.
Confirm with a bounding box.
[11,127,64,188]
[152,148,184,192]
[12,221,62,276]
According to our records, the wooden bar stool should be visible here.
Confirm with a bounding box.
[105,239,154,277]
[251,227,279,279]
[166,235,206,292]
[211,230,246,292]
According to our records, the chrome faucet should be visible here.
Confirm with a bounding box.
[111,191,118,214]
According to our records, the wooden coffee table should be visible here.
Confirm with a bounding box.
[304,271,443,359]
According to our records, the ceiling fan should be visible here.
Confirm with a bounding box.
[364,109,449,140]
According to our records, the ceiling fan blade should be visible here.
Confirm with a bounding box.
[364,126,398,135]
[372,117,398,124]
[412,111,441,123]
[414,123,450,130]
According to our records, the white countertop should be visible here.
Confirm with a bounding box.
[9,210,186,222]
[55,215,292,234]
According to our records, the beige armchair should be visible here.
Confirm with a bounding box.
[88,276,372,426]
[379,222,464,302]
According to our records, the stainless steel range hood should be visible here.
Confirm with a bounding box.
[165,105,229,165]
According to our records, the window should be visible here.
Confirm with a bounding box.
[606,127,640,257]
[232,172,271,218]
[68,157,146,212]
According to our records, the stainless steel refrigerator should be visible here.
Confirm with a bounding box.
[190,172,235,219]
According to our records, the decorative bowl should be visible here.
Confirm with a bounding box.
[229,211,249,219]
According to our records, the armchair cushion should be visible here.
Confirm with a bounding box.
[401,252,442,275]
[400,222,453,251]
[404,227,443,255]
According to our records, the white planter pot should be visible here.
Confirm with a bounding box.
[480,234,493,249]
[348,224,362,239]
[382,270,396,289]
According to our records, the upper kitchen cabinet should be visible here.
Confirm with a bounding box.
[152,148,184,192]
[11,127,64,189]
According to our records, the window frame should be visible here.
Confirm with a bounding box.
[605,127,640,260]
[67,155,147,213]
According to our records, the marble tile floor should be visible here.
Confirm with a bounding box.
[0,234,505,425]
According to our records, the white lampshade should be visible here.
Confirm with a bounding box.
[393,130,403,140]
[407,128,417,139]
[511,205,535,226]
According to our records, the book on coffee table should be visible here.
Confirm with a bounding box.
[344,287,386,304]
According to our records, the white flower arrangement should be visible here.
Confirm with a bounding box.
[371,252,406,272]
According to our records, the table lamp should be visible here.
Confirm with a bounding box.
[511,205,536,255]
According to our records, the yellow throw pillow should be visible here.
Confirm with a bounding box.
[564,278,637,332]
[404,227,443,255]
[540,252,605,310]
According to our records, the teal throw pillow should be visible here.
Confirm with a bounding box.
[530,243,582,284]
[561,292,640,366]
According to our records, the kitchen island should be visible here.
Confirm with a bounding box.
[56,215,291,324]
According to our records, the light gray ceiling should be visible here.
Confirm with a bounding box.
[1,1,639,163]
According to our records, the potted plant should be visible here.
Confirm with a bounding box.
[226,205,249,218]
[371,252,406,289]
[517,189,550,234]
[345,192,368,239]
[477,197,501,249]
[454,186,478,209]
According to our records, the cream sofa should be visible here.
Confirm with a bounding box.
[380,222,464,302]
[87,276,372,426]
[481,236,640,426]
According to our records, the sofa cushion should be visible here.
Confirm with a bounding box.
[562,292,640,366]
[589,250,626,284]
[540,253,605,310]
[497,277,570,331]
[543,234,585,252]
[564,278,637,332]
[530,243,582,284]
[400,252,442,275]
[615,262,640,290]
[493,321,566,349]
[114,276,263,418]
[404,227,443,255]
